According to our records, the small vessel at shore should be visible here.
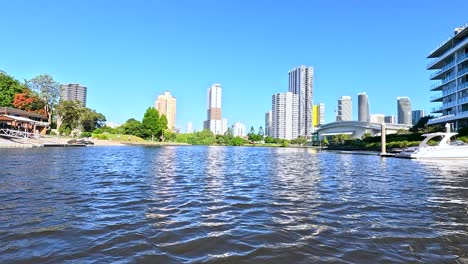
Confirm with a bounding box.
[396,132,468,159]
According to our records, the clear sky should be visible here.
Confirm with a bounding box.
[1,0,467,131]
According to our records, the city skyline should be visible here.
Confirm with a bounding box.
[1,2,467,131]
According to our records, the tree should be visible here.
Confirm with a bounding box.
[159,114,168,141]
[258,126,264,137]
[81,108,106,132]
[142,107,161,140]
[410,115,434,133]
[230,136,245,146]
[291,137,307,145]
[0,72,25,107]
[13,89,46,115]
[56,100,82,135]
[26,74,61,125]
[225,127,233,137]
[121,118,143,137]
[248,126,255,136]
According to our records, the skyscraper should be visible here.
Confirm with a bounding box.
[397,97,412,125]
[154,91,176,131]
[358,93,369,122]
[412,110,426,125]
[336,96,352,121]
[203,83,227,135]
[289,65,314,137]
[265,110,272,137]
[312,103,325,127]
[231,121,246,137]
[186,122,193,133]
[384,115,396,124]
[272,92,298,140]
[60,84,87,106]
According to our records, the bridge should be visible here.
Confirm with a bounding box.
[316,121,413,139]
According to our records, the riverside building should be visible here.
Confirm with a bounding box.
[265,110,272,137]
[155,91,177,131]
[231,122,246,137]
[427,22,468,130]
[358,93,369,122]
[272,92,298,140]
[336,96,352,121]
[412,110,426,125]
[203,83,227,135]
[312,103,325,127]
[397,97,412,125]
[60,84,87,106]
[384,115,397,124]
[289,65,313,138]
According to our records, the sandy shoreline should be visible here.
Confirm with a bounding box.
[0,137,191,148]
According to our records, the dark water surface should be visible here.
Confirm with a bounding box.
[1,146,467,263]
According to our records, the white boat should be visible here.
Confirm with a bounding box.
[396,132,468,159]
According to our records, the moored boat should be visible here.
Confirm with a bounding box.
[395,132,468,159]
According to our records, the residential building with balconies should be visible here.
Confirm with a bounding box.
[428,22,468,130]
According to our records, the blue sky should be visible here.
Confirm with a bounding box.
[1,0,467,131]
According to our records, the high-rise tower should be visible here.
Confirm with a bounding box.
[154,91,177,131]
[336,96,352,121]
[272,92,299,140]
[265,110,272,137]
[288,65,314,137]
[397,97,412,125]
[60,84,87,106]
[204,83,227,135]
[358,93,369,122]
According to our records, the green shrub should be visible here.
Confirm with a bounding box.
[81,132,92,138]
[93,134,108,140]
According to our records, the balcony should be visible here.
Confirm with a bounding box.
[429,61,455,80]
[459,82,468,91]
[458,67,468,77]
[457,52,468,63]
[459,96,468,104]
[430,76,456,91]
[431,101,458,113]
[430,92,443,102]
[427,37,468,69]
[430,86,458,102]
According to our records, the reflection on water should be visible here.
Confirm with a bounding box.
[0,146,467,263]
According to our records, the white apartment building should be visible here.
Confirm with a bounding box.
[272,92,299,140]
[186,122,193,133]
[428,22,468,130]
[336,96,352,121]
[203,83,227,135]
[61,84,87,106]
[231,121,246,137]
[288,65,314,137]
[370,114,385,123]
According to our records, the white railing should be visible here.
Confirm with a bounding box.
[0,128,40,139]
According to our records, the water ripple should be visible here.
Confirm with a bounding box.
[0,146,467,263]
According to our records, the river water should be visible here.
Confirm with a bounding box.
[1,146,467,263]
